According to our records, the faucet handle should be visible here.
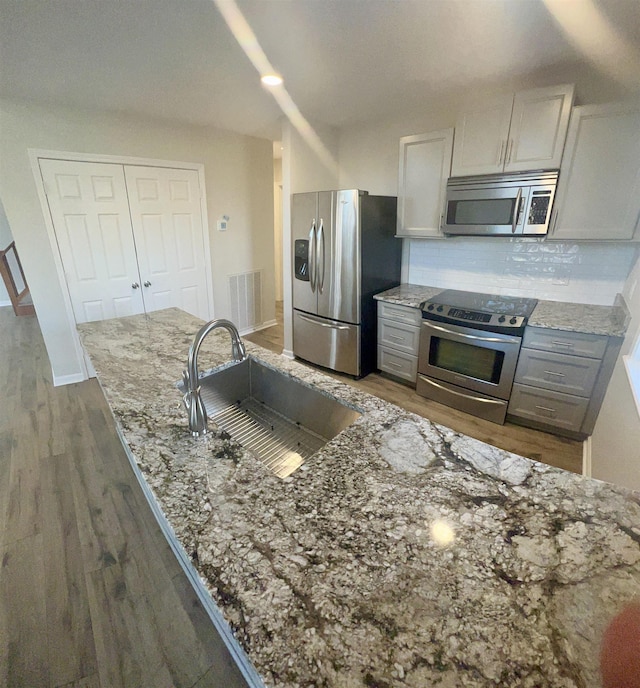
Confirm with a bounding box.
[232,339,247,361]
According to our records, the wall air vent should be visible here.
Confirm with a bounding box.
[228,270,263,333]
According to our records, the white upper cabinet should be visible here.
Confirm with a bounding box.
[507,85,574,173]
[550,101,640,241]
[451,84,575,177]
[396,128,454,238]
[451,94,513,177]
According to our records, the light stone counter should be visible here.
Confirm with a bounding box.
[375,284,630,338]
[373,284,442,309]
[78,308,640,688]
[528,294,630,338]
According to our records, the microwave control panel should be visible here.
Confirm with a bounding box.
[528,192,552,226]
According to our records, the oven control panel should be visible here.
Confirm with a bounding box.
[421,302,526,332]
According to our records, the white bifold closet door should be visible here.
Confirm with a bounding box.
[40,159,209,324]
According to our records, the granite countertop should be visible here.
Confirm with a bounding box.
[373,284,443,309]
[375,284,630,338]
[528,294,630,338]
[78,308,640,688]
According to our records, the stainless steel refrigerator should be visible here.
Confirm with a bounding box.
[292,189,401,377]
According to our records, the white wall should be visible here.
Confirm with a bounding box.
[0,98,274,383]
[591,259,640,490]
[281,118,339,355]
[273,157,283,302]
[0,197,13,305]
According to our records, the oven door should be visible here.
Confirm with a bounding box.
[417,320,521,400]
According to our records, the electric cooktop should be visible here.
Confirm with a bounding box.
[420,289,538,334]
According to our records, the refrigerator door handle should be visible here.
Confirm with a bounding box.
[308,219,316,292]
[317,218,325,294]
[297,313,350,330]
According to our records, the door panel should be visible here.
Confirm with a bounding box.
[98,215,129,278]
[451,94,514,176]
[124,166,209,319]
[39,159,144,323]
[506,84,574,173]
[319,190,360,324]
[551,102,640,240]
[293,310,360,376]
[291,192,318,315]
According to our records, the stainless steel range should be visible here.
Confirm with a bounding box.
[417,290,538,424]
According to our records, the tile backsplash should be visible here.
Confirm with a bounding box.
[407,238,639,305]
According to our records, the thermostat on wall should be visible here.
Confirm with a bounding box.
[217,215,229,231]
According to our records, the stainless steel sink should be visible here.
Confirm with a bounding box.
[179,357,361,478]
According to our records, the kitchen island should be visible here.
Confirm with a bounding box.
[78,308,640,688]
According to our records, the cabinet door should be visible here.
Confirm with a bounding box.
[451,95,513,177]
[397,129,453,238]
[550,101,640,240]
[505,84,574,173]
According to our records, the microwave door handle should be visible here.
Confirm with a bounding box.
[308,219,316,292]
[512,188,523,233]
[425,321,521,345]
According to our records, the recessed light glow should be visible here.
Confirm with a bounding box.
[261,74,283,87]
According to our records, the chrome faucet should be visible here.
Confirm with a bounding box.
[182,319,247,436]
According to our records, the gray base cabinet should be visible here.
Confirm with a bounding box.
[507,326,623,439]
[376,301,421,385]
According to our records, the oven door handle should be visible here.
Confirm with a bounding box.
[424,321,521,345]
[418,375,506,406]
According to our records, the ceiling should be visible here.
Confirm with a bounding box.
[1,0,640,141]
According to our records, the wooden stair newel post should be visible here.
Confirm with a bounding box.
[0,241,36,316]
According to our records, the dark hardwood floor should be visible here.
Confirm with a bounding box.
[0,307,248,688]
[246,302,583,474]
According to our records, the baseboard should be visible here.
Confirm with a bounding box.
[0,299,11,307]
[582,437,592,478]
[282,348,294,360]
[53,371,87,387]
[240,318,277,336]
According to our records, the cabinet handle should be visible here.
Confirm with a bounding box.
[388,334,406,341]
[497,140,506,166]
[506,138,514,165]
[535,405,557,417]
[544,370,565,378]
[131,282,140,289]
[387,361,403,369]
[551,340,574,348]
[144,280,152,288]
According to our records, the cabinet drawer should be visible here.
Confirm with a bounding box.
[378,301,422,327]
[514,348,601,397]
[377,346,418,383]
[508,383,589,433]
[378,318,421,355]
[522,326,607,359]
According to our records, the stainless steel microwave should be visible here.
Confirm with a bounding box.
[442,170,558,236]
